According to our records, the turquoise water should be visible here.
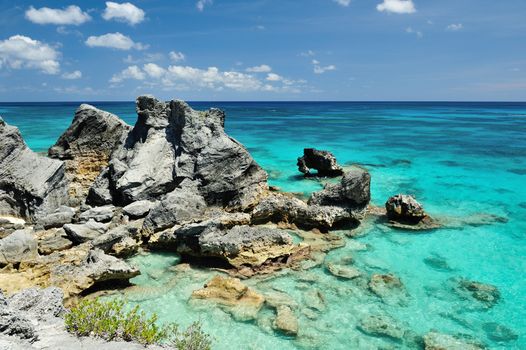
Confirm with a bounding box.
[1,102,525,349]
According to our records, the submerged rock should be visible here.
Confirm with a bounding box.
[273,305,299,336]
[358,314,405,340]
[326,263,361,279]
[456,279,500,308]
[0,117,68,221]
[89,96,268,210]
[482,322,518,342]
[297,148,343,177]
[368,273,407,305]
[423,331,484,350]
[48,104,130,205]
[191,275,265,321]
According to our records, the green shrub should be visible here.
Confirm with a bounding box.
[65,298,212,349]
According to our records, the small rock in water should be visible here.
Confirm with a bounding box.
[385,194,439,230]
[423,331,485,350]
[273,305,299,336]
[326,263,362,279]
[456,279,500,308]
[482,322,518,342]
[297,148,343,177]
[368,273,407,305]
[358,314,405,340]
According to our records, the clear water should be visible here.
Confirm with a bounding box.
[1,101,525,349]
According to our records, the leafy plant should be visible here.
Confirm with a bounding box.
[65,298,212,349]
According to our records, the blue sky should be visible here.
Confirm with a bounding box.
[0,0,525,101]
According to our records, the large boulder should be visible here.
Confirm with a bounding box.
[309,166,371,210]
[0,117,68,221]
[88,96,268,210]
[297,148,343,177]
[385,194,427,224]
[0,229,38,266]
[48,104,130,205]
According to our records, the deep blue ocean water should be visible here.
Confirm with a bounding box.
[1,101,525,349]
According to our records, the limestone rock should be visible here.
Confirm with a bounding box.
[309,167,371,209]
[91,222,141,258]
[48,104,130,205]
[0,229,38,266]
[35,228,73,255]
[358,314,405,340]
[273,306,298,336]
[0,217,25,239]
[89,96,268,210]
[122,200,155,219]
[197,225,296,268]
[386,194,426,224]
[297,148,343,177]
[368,273,407,304]
[191,275,265,321]
[326,263,361,279]
[79,205,116,223]
[63,219,109,243]
[0,117,68,221]
[423,332,484,350]
[36,206,76,230]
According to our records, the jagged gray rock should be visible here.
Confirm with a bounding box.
[63,219,109,243]
[79,205,116,223]
[122,200,155,219]
[48,104,130,205]
[88,96,268,210]
[36,206,76,229]
[297,148,343,177]
[36,228,73,255]
[0,229,38,266]
[385,194,427,224]
[0,117,68,221]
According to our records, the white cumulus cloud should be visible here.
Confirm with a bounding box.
[169,51,185,62]
[377,0,416,14]
[25,5,91,26]
[197,0,213,12]
[0,35,60,74]
[333,0,351,7]
[102,2,145,25]
[446,23,463,31]
[246,64,272,73]
[85,32,147,50]
[266,73,282,81]
[62,70,82,79]
[110,65,146,83]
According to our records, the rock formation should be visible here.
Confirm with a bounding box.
[385,194,439,230]
[297,148,343,177]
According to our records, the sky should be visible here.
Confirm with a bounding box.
[0,0,525,101]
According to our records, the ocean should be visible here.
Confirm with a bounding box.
[1,101,525,349]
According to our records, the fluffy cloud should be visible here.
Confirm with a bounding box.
[110,65,145,83]
[406,27,423,38]
[62,70,82,79]
[446,23,463,31]
[333,0,351,7]
[102,2,145,25]
[246,64,272,73]
[377,0,416,14]
[110,63,303,92]
[197,0,213,12]
[310,59,336,74]
[25,5,91,25]
[85,33,147,50]
[0,35,60,74]
[169,51,185,62]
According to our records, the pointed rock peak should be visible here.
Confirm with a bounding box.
[0,116,5,127]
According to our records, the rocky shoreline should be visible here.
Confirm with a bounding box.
[0,96,511,349]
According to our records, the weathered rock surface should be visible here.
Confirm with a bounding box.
[326,263,361,279]
[0,117,68,221]
[0,229,38,266]
[48,104,130,205]
[0,217,25,239]
[89,96,268,210]
[358,314,405,340]
[191,275,265,321]
[79,205,116,223]
[63,219,109,243]
[35,228,73,255]
[385,194,441,232]
[309,167,371,210]
[273,305,298,336]
[297,148,343,177]
[368,273,407,305]
[91,222,142,258]
[423,331,484,350]
[36,206,76,230]
[122,200,155,219]
[456,279,500,308]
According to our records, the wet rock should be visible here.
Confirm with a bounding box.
[122,200,155,219]
[36,206,76,229]
[482,322,518,342]
[79,205,116,223]
[368,273,407,304]
[273,306,298,336]
[358,314,405,340]
[142,181,207,234]
[0,229,38,266]
[423,331,484,350]
[197,225,296,268]
[49,104,130,205]
[35,228,73,255]
[0,117,69,221]
[63,219,109,243]
[191,275,265,321]
[456,279,500,308]
[303,289,326,312]
[326,263,361,279]
[309,167,371,210]
[297,148,343,177]
[89,96,268,210]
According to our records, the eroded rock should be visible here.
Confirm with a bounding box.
[63,219,109,244]
[456,279,500,308]
[358,314,405,340]
[326,263,361,280]
[297,148,343,177]
[0,229,38,266]
[273,306,298,336]
[423,331,484,350]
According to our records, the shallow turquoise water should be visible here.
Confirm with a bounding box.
[1,101,525,349]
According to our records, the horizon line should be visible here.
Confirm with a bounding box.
[1,100,526,104]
